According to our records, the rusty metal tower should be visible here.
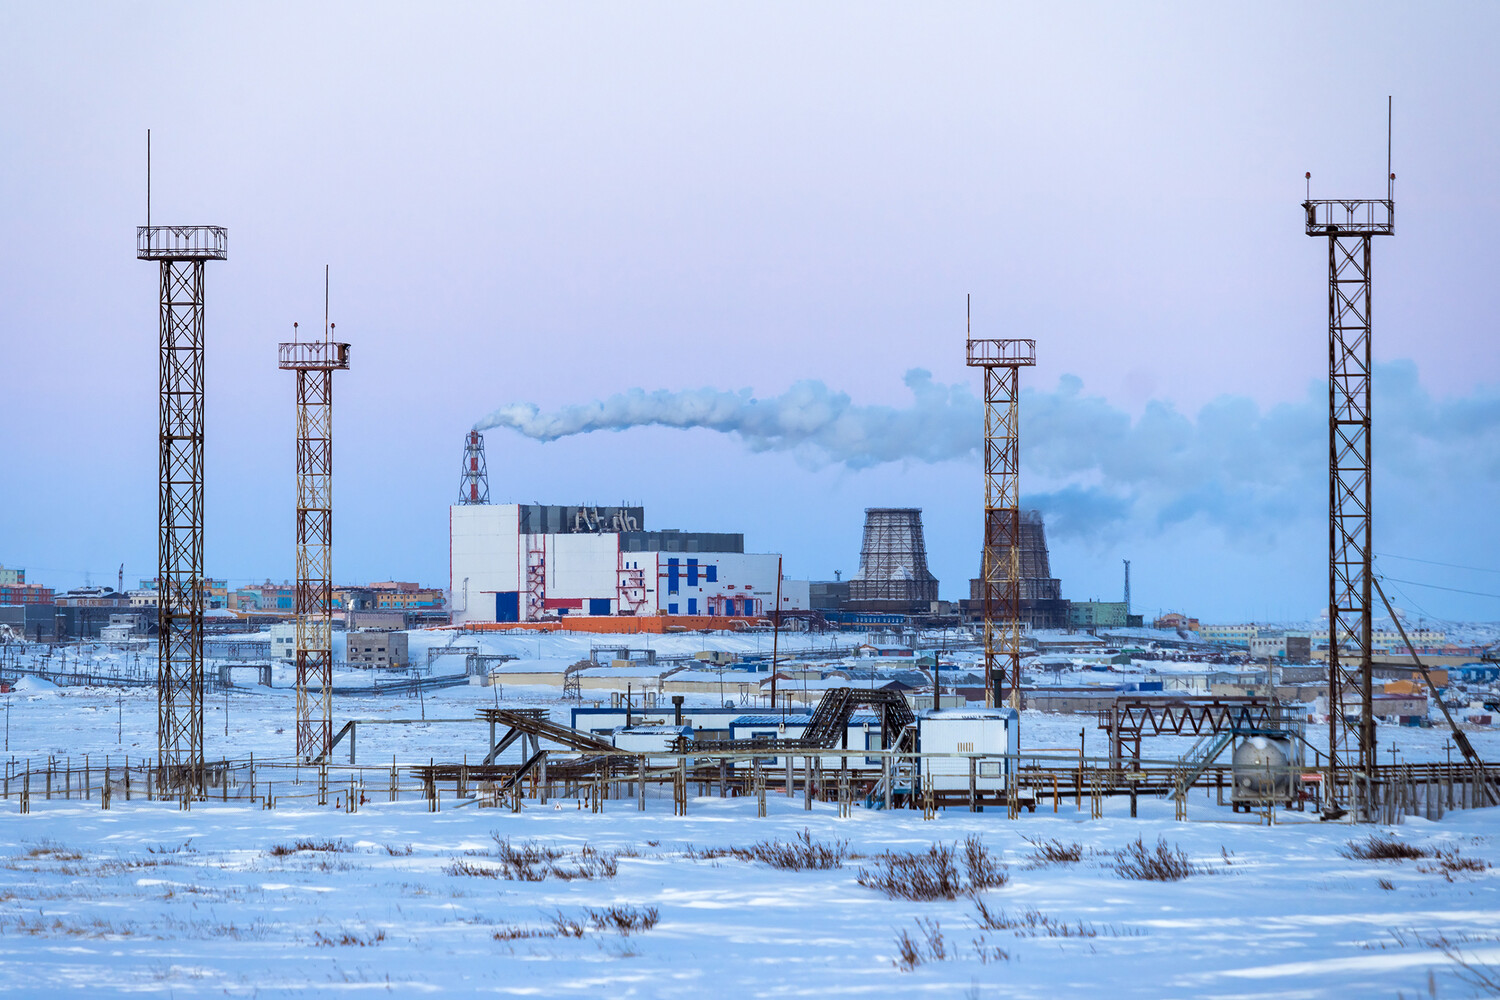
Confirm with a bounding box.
[137,131,226,793]
[965,297,1035,709]
[1302,99,1395,811]
[279,270,350,762]
[458,430,490,504]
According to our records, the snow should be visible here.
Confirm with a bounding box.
[0,791,1497,996]
[2,629,1499,994]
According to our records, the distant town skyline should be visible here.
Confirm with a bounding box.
[2,4,1497,621]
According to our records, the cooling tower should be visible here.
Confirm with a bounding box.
[847,508,940,613]
[968,509,1068,628]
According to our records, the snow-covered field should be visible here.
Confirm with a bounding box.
[1,792,1498,997]
[4,628,1500,996]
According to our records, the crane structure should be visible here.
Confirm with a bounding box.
[138,219,227,794]
[279,295,350,762]
[964,299,1035,710]
[1302,103,1395,813]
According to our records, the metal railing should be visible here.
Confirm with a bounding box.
[136,225,228,260]
[1302,199,1394,236]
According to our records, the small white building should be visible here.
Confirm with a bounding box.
[269,623,296,662]
[917,708,1020,792]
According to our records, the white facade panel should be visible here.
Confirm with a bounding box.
[544,533,621,610]
[450,504,521,625]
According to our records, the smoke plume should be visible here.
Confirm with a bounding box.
[475,362,1500,541]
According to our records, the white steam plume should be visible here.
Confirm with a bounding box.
[475,362,1500,542]
[474,369,978,469]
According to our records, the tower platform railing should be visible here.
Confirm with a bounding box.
[1301,199,1394,236]
[278,341,351,370]
[137,225,228,260]
[966,338,1036,366]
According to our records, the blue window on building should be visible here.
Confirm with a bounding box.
[705,565,717,583]
[668,603,679,615]
[588,598,610,615]
[687,598,698,614]
[687,558,698,587]
[668,558,679,595]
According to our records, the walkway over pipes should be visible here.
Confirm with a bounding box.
[1099,696,1299,767]
[693,687,916,754]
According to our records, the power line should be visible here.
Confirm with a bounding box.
[1376,552,1500,576]
[1379,575,1500,601]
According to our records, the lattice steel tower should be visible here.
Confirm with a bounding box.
[138,181,227,792]
[965,297,1035,709]
[279,280,350,762]
[1302,101,1395,809]
[458,430,490,504]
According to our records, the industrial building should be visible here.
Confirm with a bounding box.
[345,629,409,669]
[449,503,808,625]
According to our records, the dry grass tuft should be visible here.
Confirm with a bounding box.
[1418,847,1490,882]
[475,837,620,881]
[687,829,850,871]
[1339,835,1430,861]
[24,840,83,861]
[269,839,351,857]
[1113,837,1199,881]
[1022,836,1084,867]
[859,837,1007,900]
[313,929,386,947]
[585,904,659,935]
[973,899,1099,938]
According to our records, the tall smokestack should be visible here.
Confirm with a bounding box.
[458,430,490,505]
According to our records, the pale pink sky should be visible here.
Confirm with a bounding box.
[2,3,1497,619]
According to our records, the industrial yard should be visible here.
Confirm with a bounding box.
[6,4,1500,998]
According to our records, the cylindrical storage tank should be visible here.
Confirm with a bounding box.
[1231,736,1293,802]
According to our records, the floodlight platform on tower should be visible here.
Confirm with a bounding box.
[137,226,229,261]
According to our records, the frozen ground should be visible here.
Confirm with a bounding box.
[0,792,1498,997]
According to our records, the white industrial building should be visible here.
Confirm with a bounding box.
[450,503,809,625]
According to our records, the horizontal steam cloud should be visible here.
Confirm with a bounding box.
[475,362,1500,542]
